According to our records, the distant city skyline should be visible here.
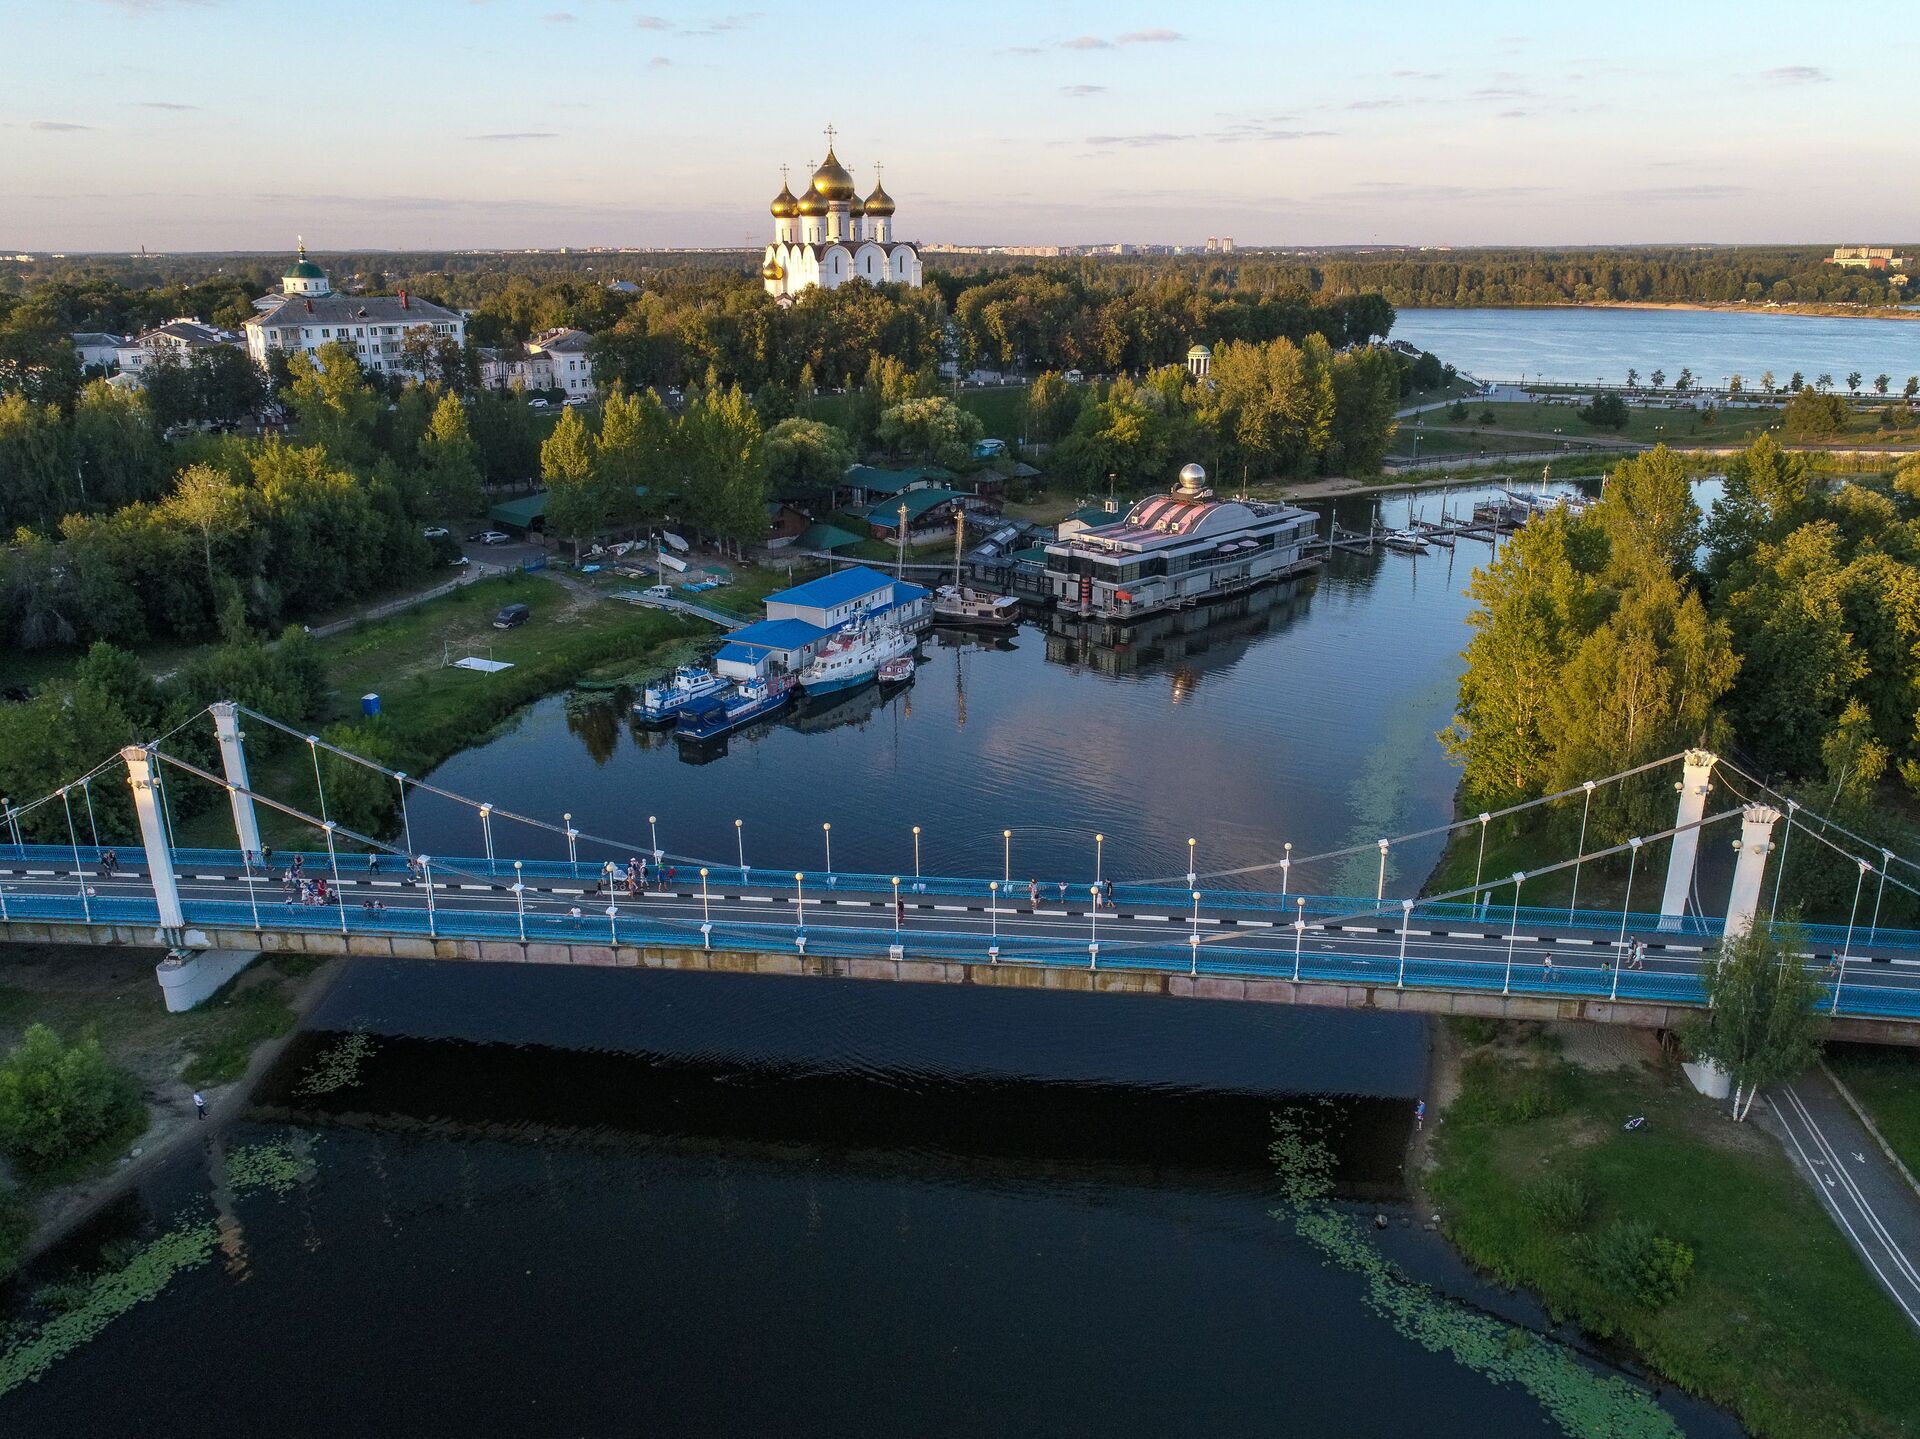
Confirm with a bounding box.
[6,0,1916,251]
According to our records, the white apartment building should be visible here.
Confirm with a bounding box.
[72,319,240,383]
[243,244,465,379]
[478,327,597,398]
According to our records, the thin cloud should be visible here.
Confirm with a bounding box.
[648,56,670,68]
[1060,84,1106,97]
[635,14,672,28]
[138,102,198,110]
[1061,35,1112,49]
[1117,28,1183,43]
[1213,124,1335,142]
[470,132,559,141]
[29,121,93,132]
[997,45,1043,54]
[1346,98,1399,110]
[1762,65,1828,83]
[635,11,758,34]
[1391,69,1445,80]
[543,10,575,21]
[1086,132,1189,147]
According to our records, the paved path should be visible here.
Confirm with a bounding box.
[1766,1067,1920,1328]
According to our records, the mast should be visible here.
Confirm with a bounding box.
[952,505,965,592]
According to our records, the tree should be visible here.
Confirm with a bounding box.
[877,395,985,468]
[1906,376,1918,401]
[1702,434,1813,587]
[678,383,767,548]
[1846,371,1862,395]
[540,404,601,558]
[1625,368,1639,390]
[1025,370,1084,444]
[0,391,75,529]
[73,380,163,511]
[1592,445,1699,575]
[1875,373,1892,397]
[1649,369,1665,390]
[1684,925,1825,1121]
[1788,371,1804,393]
[191,345,265,427]
[1815,372,1833,393]
[1781,387,1848,438]
[0,1025,143,1171]
[1674,367,1693,394]
[1727,374,1742,395]
[417,391,484,518]
[596,387,675,525]
[286,342,381,465]
[165,462,247,601]
[762,416,852,511]
[141,353,200,431]
[1760,371,1774,394]
[1578,392,1630,429]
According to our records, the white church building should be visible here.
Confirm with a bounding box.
[762,131,921,299]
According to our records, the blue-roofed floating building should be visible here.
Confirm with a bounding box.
[714,567,930,681]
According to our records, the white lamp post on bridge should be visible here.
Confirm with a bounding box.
[1292,896,1306,982]
[1471,812,1491,911]
[1190,889,1202,976]
[1088,885,1100,968]
[912,826,921,882]
[422,856,436,937]
[1187,837,1197,888]
[1376,838,1390,904]
[564,813,578,878]
[735,818,746,879]
[512,860,526,941]
[699,867,712,949]
[479,803,495,876]
[1501,872,1525,995]
[649,814,662,864]
[823,822,833,879]
[1003,829,1012,887]
[989,880,1000,962]
[1397,898,1414,989]
[1095,833,1104,887]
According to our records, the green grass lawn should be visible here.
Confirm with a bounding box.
[1826,1045,1920,1179]
[176,571,700,847]
[1430,1032,1920,1439]
[1416,399,1920,452]
[1387,426,1562,459]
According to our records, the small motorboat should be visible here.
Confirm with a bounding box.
[674,673,795,744]
[878,655,915,686]
[1382,530,1430,554]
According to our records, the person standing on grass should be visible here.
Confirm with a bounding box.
[194,1092,207,1121]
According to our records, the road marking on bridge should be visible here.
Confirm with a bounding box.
[833,900,870,907]
[933,904,968,912]
[1447,931,1488,939]
[1342,925,1380,933]
[1236,919,1274,928]
[1133,914,1171,922]
[1554,937,1596,945]
[459,884,493,892]
[741,895,773,903]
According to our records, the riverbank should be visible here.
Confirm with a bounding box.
[0,945,342,1275]
[1419,1019,1920,1439]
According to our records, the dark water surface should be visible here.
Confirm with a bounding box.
[3,967,1736,1438]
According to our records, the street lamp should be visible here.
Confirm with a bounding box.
[989,880,1000,953]
[1397,898,1414,988]
[1002,829,1011,887]
[912,825,921,880]
[699,866,711,947]
[479,803,495,875]
[1187,837,1197,887]
[1292,896,1306,982]
[1280,841,1292,901]
[1376,838,1390,904]
[823,822,833,878]
[1095,833,1104,885]
[422,856,436,937]
[563,812,577,877]
[793,871,805,937]
[735,818,746,877]
[649,814,661,863]
[512,860,526,941]
[1088,884,1100,968]
[892,875,901,933]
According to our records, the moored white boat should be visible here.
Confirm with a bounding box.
[634,664,731,723]
[797,621,915,696]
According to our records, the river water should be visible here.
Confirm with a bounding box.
[1,480,1746,1436]
[1393,305,1920,389]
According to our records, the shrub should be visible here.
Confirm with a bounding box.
[1575,1219,1694,1307]
[0,1186,30,1283]
[0,1026,144,1173]
[1448,400,1470,422]
[1782,387,1849,438]
[1522,1172,1591,1229]
[1579,393,1630,429]
[1451,1016,1503,1046]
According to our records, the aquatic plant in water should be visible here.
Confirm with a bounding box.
[224,1141,307,1196]
[1268,1109,1682,1439]
[0,1221,219,1396]
[294,1032,377,1097]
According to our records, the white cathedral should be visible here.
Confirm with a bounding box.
[762,131,922,298]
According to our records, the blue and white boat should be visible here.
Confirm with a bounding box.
[634,664,732,723]
[796,621,915,697]
[674,673,796,744]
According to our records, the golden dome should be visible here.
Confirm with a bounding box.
[795,186,827,217]
[862,179,895,217]
[811,147,856,201]
[761,257,784,281]
[848,192,866,218]
[770,182,798,219]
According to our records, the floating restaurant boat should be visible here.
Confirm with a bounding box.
[1042,463,1319,620]
[796,621,916,697]
[673,673,795,743]
[633,664,732,723]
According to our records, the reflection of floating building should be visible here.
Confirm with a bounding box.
[1043,464,1318,620]
[1045,578,1313,678]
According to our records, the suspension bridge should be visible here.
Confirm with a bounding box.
[5,703,1920,1044]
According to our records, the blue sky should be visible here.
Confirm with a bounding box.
[5,0,1914,251]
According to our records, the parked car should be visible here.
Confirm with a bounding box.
[528,398,550,409]
[422,526,449,539]
[564,396,587,407]
[644,584,673,600]
[493,603,531,629]
[468,530,512,545]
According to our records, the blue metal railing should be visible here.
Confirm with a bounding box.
[5,881,1915,1023]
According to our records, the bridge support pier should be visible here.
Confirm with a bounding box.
[122,745,185,936]
[1723,804,1782,942]
[1659,749,1716,931]
[211,702,262,860]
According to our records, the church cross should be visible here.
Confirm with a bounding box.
[823,123,837,152]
